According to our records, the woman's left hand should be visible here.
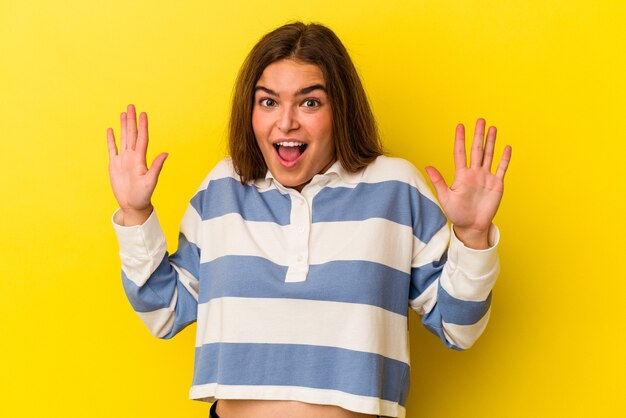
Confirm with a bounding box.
[425,119,512,249]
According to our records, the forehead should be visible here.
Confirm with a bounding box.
[256,59,325,92]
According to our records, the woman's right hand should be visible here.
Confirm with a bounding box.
[107,104,168,226]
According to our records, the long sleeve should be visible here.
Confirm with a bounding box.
[112,207,201,339]
[400,159,499,350]
[409,215,500,350]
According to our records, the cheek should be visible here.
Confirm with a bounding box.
[321,107,333,132]
[252,112,274,143]
[320,112,334,142]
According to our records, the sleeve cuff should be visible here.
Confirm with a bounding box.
[111,208,167,260]
[441,224,500,301]
[448,224,499,275]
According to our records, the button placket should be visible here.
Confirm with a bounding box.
[284,194,311,283]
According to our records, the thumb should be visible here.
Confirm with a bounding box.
[147,152,168,184]
[424,166,449,199]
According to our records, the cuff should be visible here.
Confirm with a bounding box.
[441,224,500,301]
[448,224,499,276]
[111,208,167,260]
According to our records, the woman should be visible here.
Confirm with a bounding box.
[107,22,511,418]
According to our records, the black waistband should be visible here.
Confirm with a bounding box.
[209,401,220,418]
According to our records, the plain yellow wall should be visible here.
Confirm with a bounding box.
[1,1,624,417]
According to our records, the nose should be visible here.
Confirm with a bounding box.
[276,106,299,132]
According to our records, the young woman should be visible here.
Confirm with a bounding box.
[107,22,511,418]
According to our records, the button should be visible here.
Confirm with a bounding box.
[297,255,303,262]
[298,227,305,233]
[298,199,305,205]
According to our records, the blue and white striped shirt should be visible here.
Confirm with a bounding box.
[113,156,499,418]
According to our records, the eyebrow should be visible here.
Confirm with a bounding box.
[254,84,327,97]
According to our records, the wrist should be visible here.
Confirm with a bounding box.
[452,225,490,250]
[120,205,153,226]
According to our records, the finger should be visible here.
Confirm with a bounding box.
[495,145,512,180]
[136,112,149,163]
[425,166,449,201]
[453,124,467,170]
[470,118,486,168]
[147,152,168,185]
[482,126,497,171]
[126,104,138,150]
[120,111,127,150]
[107,128,118,159]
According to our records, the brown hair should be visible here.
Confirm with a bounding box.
[229,22,382,183]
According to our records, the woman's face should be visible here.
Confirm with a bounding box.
[252,59,335,191]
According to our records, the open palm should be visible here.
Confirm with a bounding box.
[425,119,511,248]
[107,104,168,225]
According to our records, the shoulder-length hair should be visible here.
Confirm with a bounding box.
[229,22,382,183]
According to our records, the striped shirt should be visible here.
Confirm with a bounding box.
[113,156,499,418]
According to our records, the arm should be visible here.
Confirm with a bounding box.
[108,105,199,338]
[411,119,511,349]
[409,221,499,350]
[112,207,201,339]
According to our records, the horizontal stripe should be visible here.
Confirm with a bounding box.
[136,291,177,338]
[191,177,291,224]
[409,278,438,315]
[189,383,406,417]
[123,254,198,338]
[198,213,289,265]
[442,309,491,349]
[192,342,410,405]
[198,215,431,273]
[309,219,414,273]
[122,254,176,312]
[128,280,198,339]
[437,286,492,325]
[421,301,462,350]
[415,280,493,349]
[411,224,449,267]
[312,181,446,243]
[178,202,203,247]
[421,299,492,350]
[198,256,410,315]
[195,297,408,363]
[409,255,446,300]
[169,233,201,280]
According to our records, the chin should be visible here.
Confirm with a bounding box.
[280,177,307,189]
[272,172,308,190]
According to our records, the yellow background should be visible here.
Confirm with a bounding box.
[1,0,624,417]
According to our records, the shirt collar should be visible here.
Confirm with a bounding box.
[252,159,365,190]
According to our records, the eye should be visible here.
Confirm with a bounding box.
[259,98,277,107]
[302,99,321,108]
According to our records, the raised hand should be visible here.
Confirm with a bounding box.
[425,119,512,249]
[107,104,168,226]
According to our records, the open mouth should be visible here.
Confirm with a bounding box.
[274,141,308,163]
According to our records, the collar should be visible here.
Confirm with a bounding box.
[252,159,365,191]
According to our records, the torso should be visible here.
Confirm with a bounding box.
[185,157,437,418]
[216,400,377,418]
